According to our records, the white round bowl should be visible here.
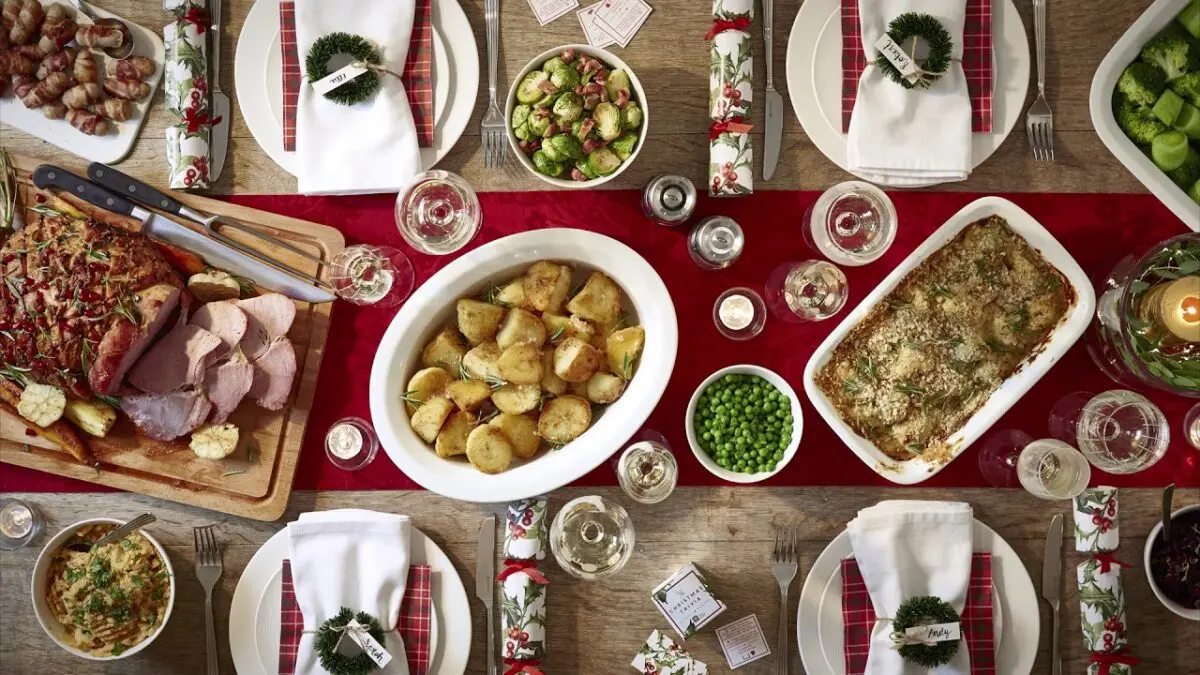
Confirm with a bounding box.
[685,365,804,484]
[370,228,678,502]
[504,44,649,188]
[1144,503,1200,622]
[31,518,176,660]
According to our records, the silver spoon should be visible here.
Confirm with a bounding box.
[67,0,134,60]
[65,513,156,553]
[1162,483,1176,544]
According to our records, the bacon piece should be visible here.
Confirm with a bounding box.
[583,93,600,111]
[570,168,587,181]
[35,47,74,79]
[106,56,155,80]
[560,48,575,63]
[536,79,557,95]
[614,89,630,107]
[103,77,151,101]
[574,118,595,141]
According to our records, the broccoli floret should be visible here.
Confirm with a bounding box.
[1170,71,1200,107]
[1114,93,1169,144]
[1140,33,1199,81]
[1119,62,1168,106]
[1167,148,1200,188]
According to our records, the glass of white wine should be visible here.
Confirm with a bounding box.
[1050,390,1170,474]
[802,181,898,266]
[764,260,849,323]
[1017,439,1092,500]
[394,170,482,255]
[616,431,679,505]
[549,495,635,580]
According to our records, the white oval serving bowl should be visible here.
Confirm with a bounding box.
[685,365,803,484]
[1144,503,1200,621]
[370,228,678,502]
[505,44,649,188]
[31,518,176,660]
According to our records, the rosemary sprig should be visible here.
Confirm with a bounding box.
[548,325,566,343]
[482,284,510,307]
[485,375,507,391]
[477,408,500,424]
[984,338,1015,354]
[399,390,424,408]
[1007,306,1030,334]
[620,352,634,379]
[85,249,110,261]
[928,282,955,299]
[221,469,247,477]
[1039,276,1062,293]
[842,377,862,397]
[854,356,878,385]
[0,364,31,387]
[456,360,473,381]
[29,204,64,217]
[613,311,630,330]
[95,394,121,408]
[905,442,926,455]
[896,381,926,397]
[112,296,141,326]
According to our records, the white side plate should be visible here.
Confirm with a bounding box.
[0,1,165,164]
[803,197,1097,485]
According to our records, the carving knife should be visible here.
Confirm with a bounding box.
[1042,513,1063,675]
[762,0,783,181]
[32,165,335,304]
[477,515,497,675]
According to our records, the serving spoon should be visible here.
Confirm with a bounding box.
[1162,483,1176,544]
[67,0,134,60]
[65,513,156,553]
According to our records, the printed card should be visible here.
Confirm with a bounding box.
[715,615,770,669]
[526,0,579,26]
[593,0,653,48]
[577,3,617,48]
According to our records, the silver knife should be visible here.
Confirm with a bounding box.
[762,0,783,181]
[209,0,231,182]
[31,166,335,304]
[477,515,497,675]
[1042,514,1063,675]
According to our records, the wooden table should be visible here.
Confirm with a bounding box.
[1,487,1197,674]
[0,0,1164,194]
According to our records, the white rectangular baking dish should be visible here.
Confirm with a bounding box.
[802,197,1097,485]
[1091,0,1199,231]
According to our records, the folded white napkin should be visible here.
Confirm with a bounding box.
[294,0,420,195]
[847,501,974,675]
[846,0,972,185]
[288,509,412,675]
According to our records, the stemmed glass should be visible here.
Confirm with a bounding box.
[978,429,1035,488]
[549,495,635,580]
[1016,439,1092,501]
[395,170,482,255]
[1049,390,1171,474]
[802,181,898,266]
[1186,402,1200,451]
[615,430,679,505]
[329,245,414,308]
[764,260,849,323]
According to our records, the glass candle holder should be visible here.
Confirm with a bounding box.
[395,170,482,255]
[765,260,849,322]
[325,417,380,471]
[329,245,415,308]
[713,287,766,340]
[0,498,43,550]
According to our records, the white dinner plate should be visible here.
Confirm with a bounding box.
[797,518,1038,675]
[230,526,470,675]
[233,0,478,175]
[784,0,1030,187]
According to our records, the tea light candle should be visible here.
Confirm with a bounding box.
[1160,276,1200,342]
[324,417,380,471]
[713,287,766,340]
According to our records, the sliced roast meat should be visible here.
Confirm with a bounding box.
[236,294,296,360]
[248,339,297,411]
[203,349,254,423]
[127,324,222,394]
[120,391,212,441]
[190,300,248,359]
[88,284,181,396]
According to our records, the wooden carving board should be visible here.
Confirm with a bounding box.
[0,153,343,521]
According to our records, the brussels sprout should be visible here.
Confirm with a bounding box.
[543,56,569,74]
[575,158,599,180]
[517,71,551,105]
[532,150,565,177]
[541,139,565,162]
[513,121,534,141]
[593,102,622,141]
[610,133,638,161]
[552,92,584,124]
[545,134,584,161]
[511,104,531,130]
[586,147,622,177]
[550,65,580,90]
[606,69,632,102]
[528,110,553,137]
[621,102,643,130]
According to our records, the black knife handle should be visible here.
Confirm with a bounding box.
[87,162,183,215]
[33,165,140,218]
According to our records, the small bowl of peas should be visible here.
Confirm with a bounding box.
[685,365,803,483]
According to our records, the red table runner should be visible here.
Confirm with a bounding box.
[2,191,1196,494]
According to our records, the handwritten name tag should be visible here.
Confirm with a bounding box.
[345,619,393,668]
[874,34,919,84]
[312,63,370,95]
[905,621,962,643]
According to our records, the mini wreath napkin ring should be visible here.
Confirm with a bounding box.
[875,12,954,90]
[883,595,962,668]
[305,32,395,106]
[312,607,387,675]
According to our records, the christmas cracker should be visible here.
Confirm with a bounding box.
[163,1,214,189]
[503,497,549,561]
[706,0,753,197]
[1077,557,1130,653]
[1074,486,1120,553]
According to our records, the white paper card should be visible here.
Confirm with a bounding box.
[594,0,653,48]
[905,621,962,643]
[715,615,771,669]
[311,63,371,96]
[873,34,919,84]
[577,3,617,47]
[526,0,579,26]
[344,619,393,668]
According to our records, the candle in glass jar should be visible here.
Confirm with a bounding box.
[1140,276,1200,342]
[719,294,755,330]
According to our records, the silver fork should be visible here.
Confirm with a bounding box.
[1026,0,1054,161]
[194,526,223,675]
[481,0,507,169]
[772,527,799,675]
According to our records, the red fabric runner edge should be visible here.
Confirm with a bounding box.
[2,190,1197,495]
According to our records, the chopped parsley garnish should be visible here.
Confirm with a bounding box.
[120,538,135,551]
[65,566,85,584]
[89,558,113,588]
[110,642,126,656]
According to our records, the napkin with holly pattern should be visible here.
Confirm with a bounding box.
[632,630,708,675]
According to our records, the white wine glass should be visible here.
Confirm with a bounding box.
[549,495,634,580]
[394,170,482,255]
[1050,390,1170,474]
[1017,439,1092,500]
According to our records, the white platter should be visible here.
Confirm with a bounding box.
[370,229,679,503]
[0,1,165,164]
[803,197,1096,485]
[230,524,469,675]
[797,518,1038,675]
[233,0,477,175]
[784,0,1029,187]
[1090,0,1200,231]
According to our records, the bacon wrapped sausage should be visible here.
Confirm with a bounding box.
[106,55,155,80]
[67,108,108,135]
[72,48,96,82]
[42,101,67,119]
[20,70,71,108]
[0,49,34,76]
[7,0,42,46]
[102,77,150,101]
[88,97,131,122]
[75,24,123,49]
[35,47,74,79]
[61,81,102,108]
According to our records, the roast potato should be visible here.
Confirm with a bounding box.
[496,308,547,350]
[537,395,592,444]
[492,384,542,415]
[542,313,594,344]
[445,379,492,411]
[435,411,477,458]
[607,326,645,378]
[463,342,502,380]
[466,425,514,474]
[540,349,567,395]
[566,271,622,324]
[410,396,455,443]
[554,337,603,383]
[490,413,540,459]
[422,328,468,370]
[497,342,543,385]
[457,299,506,345]
[523,261,572,313]
[585,372,626,404]
[406,367,451,410]
[494,277,531,309]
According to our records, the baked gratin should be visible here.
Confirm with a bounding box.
[815,216,1072,462]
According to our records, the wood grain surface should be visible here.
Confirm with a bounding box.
[0,487,1197,674]
[0,0,1165,194]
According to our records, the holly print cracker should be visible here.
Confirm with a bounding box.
[631,630,708,675]
[498,562,548,661]
[504,497,549,561]
[1074,486,1120,552]
[1077,557,1130,653]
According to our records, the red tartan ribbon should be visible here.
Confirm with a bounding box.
[503,658,543,675]
[709,118,753,139]
[182,107,222,134]
[705,18,751,40]
[1090,648,1140,675]
[496,559,549,585]
[1093,552,1132,574]
[181,6,210,33]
